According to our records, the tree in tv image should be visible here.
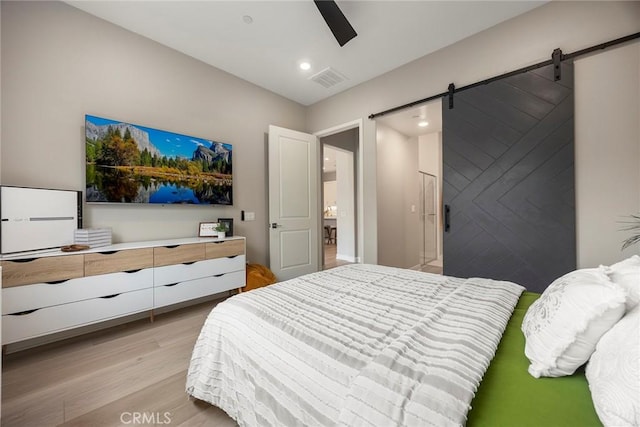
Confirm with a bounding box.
[85,115,232,205]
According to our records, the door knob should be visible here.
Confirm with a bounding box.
[270,223,282,229]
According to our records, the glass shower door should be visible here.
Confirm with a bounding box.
[420,172,437,265]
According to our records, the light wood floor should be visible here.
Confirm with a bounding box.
[2,299,238,427]
[323,243,351,270]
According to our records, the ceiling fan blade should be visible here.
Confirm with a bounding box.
[313,0,357,47]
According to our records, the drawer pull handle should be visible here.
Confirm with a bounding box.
[46,279,70,285]
[182,261,196,266]
[164,283,179,287]
[213,273,226,278]
[213,241,225,245]
[98,250,118,255]
[124,269,142,274]
[227,255,238,259]
[164,245,180,249]
[11,258,37,263]
[100,293,121,299]
[8,308,39,316]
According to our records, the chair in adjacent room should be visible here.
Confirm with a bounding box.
[325,225,336,245]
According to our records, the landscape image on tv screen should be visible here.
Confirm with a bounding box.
[85,115,232,205]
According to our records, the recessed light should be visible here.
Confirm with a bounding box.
[299,62,311,71]
[418,121,429,127]
[242,15,253,24]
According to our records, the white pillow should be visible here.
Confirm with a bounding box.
[521,268,626,378]
[586,306,639,427]
[604,255,640,312]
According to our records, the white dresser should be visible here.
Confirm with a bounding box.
[1,237,245,345]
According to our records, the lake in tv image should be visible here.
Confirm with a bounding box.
[85,115,232,205]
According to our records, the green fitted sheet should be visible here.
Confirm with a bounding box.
[467,291,602,427]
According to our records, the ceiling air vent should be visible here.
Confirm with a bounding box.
[309,67,347,89]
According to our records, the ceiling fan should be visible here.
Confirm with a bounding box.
[313,0,357,47]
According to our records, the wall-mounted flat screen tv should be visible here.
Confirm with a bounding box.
[85,115,232,205]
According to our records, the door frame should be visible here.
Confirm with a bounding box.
[314,119,364,267]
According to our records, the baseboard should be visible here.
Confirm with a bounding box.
[429,258,443,267]
[336,254,357,262]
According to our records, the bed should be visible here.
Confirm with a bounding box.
[186,262,633,426]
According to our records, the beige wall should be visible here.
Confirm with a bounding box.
[0,1,306,265]
[308,1,640,267]
[575,42,640,266]
[418,132,441,178]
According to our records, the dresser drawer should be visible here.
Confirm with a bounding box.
[154,270,244,308]
[84,248,153,276]
[153,244,205,267]
[213,254,245,275]
[2,287,153,344]
[205,239,245,259]
[1,255,84,288]
[2,268,153,315]
[153,255,245,287]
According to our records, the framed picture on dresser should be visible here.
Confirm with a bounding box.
[199,222,219,237]
[217,218,233,237]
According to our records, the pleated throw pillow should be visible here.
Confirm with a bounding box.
[521,268,626,378]
[586,306,639,427]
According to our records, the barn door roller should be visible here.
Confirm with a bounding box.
[552,48,564,81]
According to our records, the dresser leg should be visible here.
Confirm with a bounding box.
[150,310,155,323]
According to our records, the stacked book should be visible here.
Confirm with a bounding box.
[74,228,112,248]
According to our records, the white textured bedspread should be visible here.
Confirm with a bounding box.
[186,264,524,427]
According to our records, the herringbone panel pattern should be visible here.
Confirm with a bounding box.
[443,63,576,292]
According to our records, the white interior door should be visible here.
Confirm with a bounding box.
[268,125,319,281]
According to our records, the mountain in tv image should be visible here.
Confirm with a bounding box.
[85,115,232,205]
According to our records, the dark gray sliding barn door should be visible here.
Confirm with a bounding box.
[442,63,575,293]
